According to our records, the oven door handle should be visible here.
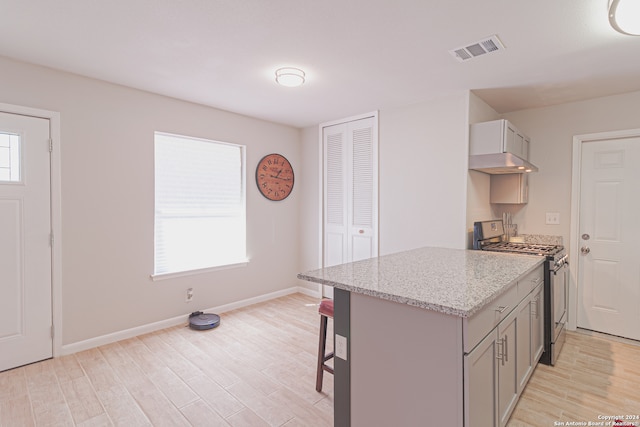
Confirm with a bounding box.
[553,261,568,275]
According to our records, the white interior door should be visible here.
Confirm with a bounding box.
[323,116,378,297]
[577,136,640,340]
[0,111,52,372]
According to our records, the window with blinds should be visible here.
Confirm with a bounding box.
[154,132,246,276]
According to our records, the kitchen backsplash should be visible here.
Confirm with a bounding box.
[517,234,563,245]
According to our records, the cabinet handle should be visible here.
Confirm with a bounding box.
[530,298,535,317]
[495,305,509,313]
[531,297,540,318]
[504,335,508,363]
[496,338,504,364]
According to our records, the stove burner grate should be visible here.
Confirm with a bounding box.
[481,242,562,256]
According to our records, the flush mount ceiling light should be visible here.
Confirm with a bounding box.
[609,0,640,35]
[275,67,305,87]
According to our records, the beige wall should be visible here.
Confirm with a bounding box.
[379,92,469,253]
[502,90,640,254]
[299,91,471,275]
[297,125,322,291]
[465,92,501,247]
[0,56,302,345]
[466,90,640,253]
[9,47,637,348]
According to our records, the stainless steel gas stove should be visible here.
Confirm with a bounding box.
[473,219,568,366]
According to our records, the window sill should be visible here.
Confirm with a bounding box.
[151,259,249,281]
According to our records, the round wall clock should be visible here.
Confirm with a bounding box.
[255,153,295,201]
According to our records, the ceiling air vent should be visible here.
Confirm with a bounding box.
[449,35,505,62]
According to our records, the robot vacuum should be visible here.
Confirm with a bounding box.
[188,311,221,330]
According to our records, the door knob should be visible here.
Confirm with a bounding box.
[581,246,591,255]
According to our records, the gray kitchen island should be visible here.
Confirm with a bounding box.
[298,247,545,427]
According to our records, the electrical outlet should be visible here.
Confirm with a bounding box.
[545,212,560,225]
[186,288,193,302]
[335,334,348,360]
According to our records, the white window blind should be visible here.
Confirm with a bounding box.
[154,132,246,276]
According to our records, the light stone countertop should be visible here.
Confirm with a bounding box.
[298,247,544,318]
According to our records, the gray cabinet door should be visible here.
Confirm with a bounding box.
[516,297,533,392]
[531,284,544,363]
[464,330,499,427]
[498,308,518,427]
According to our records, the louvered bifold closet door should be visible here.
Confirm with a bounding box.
[323,116,378,272]
[348,117,377,262]
[324,124,349,268]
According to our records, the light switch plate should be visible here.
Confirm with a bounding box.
[335,334,348,360]
[545,212,560,225]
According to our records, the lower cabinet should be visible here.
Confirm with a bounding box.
[464,331,499,427]
[465,309,521,427]
[464,310,520,427]
[516,294,532,392]
[464,268,545,427]
[517,283,545,392]
[531,284,544,363]
[498,308,519,427]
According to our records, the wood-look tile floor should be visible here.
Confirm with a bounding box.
[1,293,639,426]
[508,330,640,427]
[0,293,334,426]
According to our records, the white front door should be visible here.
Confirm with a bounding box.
[322,116,379,297]
[0,111,52,372]
[577,135,640,341]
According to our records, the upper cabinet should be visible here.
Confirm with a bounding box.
[505,123,527,160]
[469,119,538,174]
[490,174,528,204]
[470,119,527,159]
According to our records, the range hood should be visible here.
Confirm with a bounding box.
[468,152,539,174]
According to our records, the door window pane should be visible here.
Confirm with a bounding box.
[0,132,21,182]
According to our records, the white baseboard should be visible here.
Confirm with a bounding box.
[60,286,321,356]
[294,285,321,299]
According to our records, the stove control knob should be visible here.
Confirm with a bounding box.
[580,246,591,255]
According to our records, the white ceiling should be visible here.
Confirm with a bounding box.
[2,0,639,128]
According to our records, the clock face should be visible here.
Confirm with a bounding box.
[256,153,294,201]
